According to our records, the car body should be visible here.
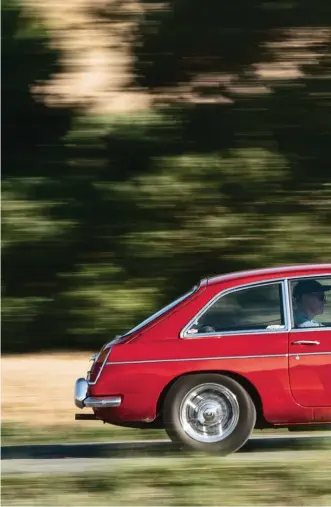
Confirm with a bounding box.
[74,263,331,454]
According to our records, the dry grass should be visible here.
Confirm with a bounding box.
[1,352,95,427]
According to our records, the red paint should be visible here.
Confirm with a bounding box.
[86,264,331,428]
[289,329,331,407]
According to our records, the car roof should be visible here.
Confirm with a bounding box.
[205,263,331,286]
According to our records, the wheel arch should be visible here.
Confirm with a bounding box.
[156,370,269,429]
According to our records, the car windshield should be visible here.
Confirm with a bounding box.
[122,284,199,337]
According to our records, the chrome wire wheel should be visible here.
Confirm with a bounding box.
[179,382,240,443]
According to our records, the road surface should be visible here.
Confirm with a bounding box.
[2,432,330,475]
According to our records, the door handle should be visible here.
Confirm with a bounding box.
[291,340,320,346]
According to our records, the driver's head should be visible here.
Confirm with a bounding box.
[293,280,329,317]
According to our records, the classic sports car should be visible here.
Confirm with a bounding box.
[74,263,331,454]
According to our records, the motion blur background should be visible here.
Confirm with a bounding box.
[2,0,331,504]
[3,0,331,355]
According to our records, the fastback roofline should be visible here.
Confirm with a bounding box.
[204,263,331,286]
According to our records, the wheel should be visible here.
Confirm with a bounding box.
[163,373,256,454]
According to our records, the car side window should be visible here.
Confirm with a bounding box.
[290,276,331,329]
[185,282,285,335]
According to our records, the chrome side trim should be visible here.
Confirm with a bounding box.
[84,396,122,408]
[289,351,331,357]
[106,353,288,365]
[106,350,331,366]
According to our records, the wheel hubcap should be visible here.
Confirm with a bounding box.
[179,383,240,443]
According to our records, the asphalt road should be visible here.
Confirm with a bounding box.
[2,432,330,474]
[3,450,330,475]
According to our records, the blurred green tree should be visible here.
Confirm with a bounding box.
[2,0,77,351]
[129,0,331,266]
[2,0,331,353]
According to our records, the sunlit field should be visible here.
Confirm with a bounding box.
[2,353,167,444]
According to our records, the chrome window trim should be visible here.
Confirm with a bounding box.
[287,274,331,332]
[121,283,200,338]
[180,271,331,338]
[284,278,295,330]
[181,329,289,339]
[180,279,289,339]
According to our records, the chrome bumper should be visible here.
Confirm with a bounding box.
[74,378,122,409]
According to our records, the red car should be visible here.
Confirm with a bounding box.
[74,263,331,454]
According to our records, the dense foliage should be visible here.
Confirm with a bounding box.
[2,0,331,352]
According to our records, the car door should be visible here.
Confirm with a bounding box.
[181,280,290,394]
[288,276,331,408]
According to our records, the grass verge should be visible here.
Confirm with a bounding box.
[2,454,331,506]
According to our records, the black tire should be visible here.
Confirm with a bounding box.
[163,373,256,454]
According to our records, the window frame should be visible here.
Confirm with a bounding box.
[286,274,331,333]
[180,279,291,339]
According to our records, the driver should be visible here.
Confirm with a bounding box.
[292,279,330,328]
